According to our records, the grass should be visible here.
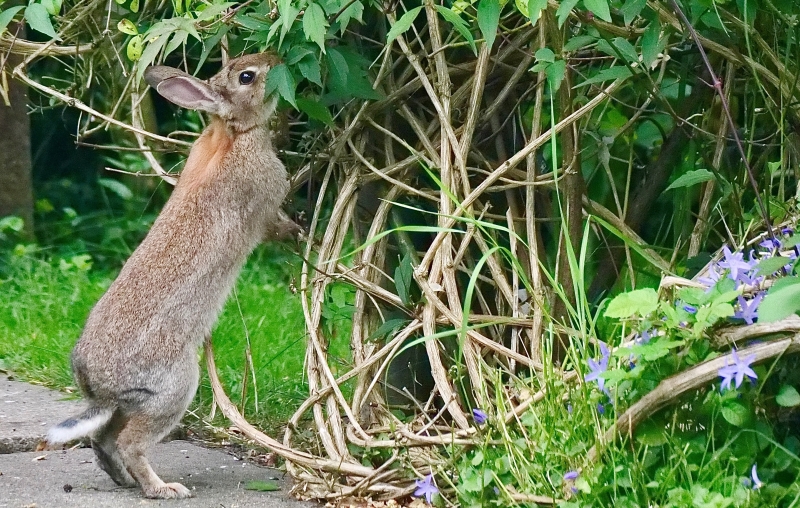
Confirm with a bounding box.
[0,243,312,433]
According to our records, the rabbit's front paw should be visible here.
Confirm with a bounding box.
[145,482,193,499]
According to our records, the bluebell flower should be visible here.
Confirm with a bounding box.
[751,464,764,490]
[472,408,488,425]
[414,474,439,504]
[719,245,754,281]
[735,269,764,288]
[759,238,781,251]
[734,293,764,325]
[718,350,758,391]
[698,263,723,290]
[585,342,610,395]
[634,329,654,345]
[564,471,579,480]
[682,303,698,314]
[596,403,606,414]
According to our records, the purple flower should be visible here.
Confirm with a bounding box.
[414,474,439,504]
[734,293,764,325]
[751,464,763,490]
[472,408,488,425]
[719,245,754,282]
[735,269,764,288]
[759,238,781,251]
[698,263,722,289]
[564,470,579,480]
[682,303,698,314]
[635,329,654,345]
[718,349,758,391]
[585,342,610,394]
[782,227,794,235]
[596,403,606,414]
[567,403,573,414]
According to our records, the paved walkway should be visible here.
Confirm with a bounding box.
[0,377,317,508]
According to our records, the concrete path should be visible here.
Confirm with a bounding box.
[0,377,318,508]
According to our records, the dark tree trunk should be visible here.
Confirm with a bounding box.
[0,23,34,239]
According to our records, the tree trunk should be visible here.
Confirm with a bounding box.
[0,22,34,239]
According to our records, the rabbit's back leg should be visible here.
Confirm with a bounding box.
[92,410,137,487]
[116,411,192,498]
[116,363,199,499]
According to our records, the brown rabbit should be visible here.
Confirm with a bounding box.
[45,53,299,499]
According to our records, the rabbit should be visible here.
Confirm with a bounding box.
[45,53,300,499]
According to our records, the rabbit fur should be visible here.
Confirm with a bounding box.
[46,53,298,499]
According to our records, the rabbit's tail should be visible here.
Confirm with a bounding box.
[46,406,114,444]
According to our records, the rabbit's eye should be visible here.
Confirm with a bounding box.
[239,71,256,85]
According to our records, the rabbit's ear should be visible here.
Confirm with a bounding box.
[144,66,221,114]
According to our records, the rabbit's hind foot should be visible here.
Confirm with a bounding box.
[143,481,193,499]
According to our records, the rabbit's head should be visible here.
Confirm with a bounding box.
[144,53,280,134]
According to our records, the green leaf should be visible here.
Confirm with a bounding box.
[368,318,409,341]
[608,37,639,63]
[326,47,381,100]
[98,178,133,200]
[0,6,25,35]
[721,400,750,427]
[326,47,349,90]
[394,253,413,306]
[555,0,580,27]
[641,20,664,68]
[164,30,189,57]
[164,30,189,56]
[605,288,659,318]
[563,34,596,52]
[759,278,800,323]
[386,6,422,45]
[265,63,297,108]
[584,0,612,22]
[24,3,59,40]
[130,0,140,13]
[135,32,169,81]
[434,5,476,55]
[298,54,322,86]
[40,0,62,17]
[755,256,791,277]
[477,0,500,49]
[664,169,715,192]
[277,0,300,47]
[334,0,363,34]
[777,385,800,407]
[194,2,235,21]
[534,47,555,63]
[197,25,228,70]
[545,59,566,90]
[635,420,668,446]
[245,480,280,492]
[126,35,144,61]
[523,0,547,24]
[0,215,24,232]
[578,65,633,87]
[678,287,710,306]
[117,18,138,35]
[296,97,333,125]
[302,2,328,52]
[285,45,315,65]
[620,0,646,25]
